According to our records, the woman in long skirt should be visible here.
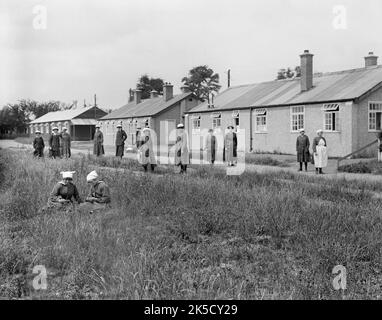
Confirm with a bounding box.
[313,129,328,174]
[223,125,237,166]
[93,125,105,157]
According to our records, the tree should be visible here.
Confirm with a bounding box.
[136,74,164,99]
[181,65,221,102]
[0,100,67,135]
[276,66,301,80]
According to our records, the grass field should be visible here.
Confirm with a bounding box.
[0,149,382,299]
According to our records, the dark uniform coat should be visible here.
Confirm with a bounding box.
[47,181,82,209]
[33,137,45,157]
[115,129,127,157]
[61,132,71,158]
[223,132,237,162]
[205,134,217,163]
[296,135,310,163]
[49,133,61,158]
[93,130,105,156]
[87,181,111,204]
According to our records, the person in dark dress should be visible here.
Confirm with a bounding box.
[33,130,45,158]
[78,170,111,214]
[47,171,82,211]
[61,127,71,158]
[136,126,143,149]
[93,125,105,156]
[49,127,61,158]
[223,125,237,166]
[115,124,127,158]
[204,129,217,165]
[296,128,310,172]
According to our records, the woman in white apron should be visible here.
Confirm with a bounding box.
[313,129,328,174]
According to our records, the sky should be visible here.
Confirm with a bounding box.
[1,0,382,110]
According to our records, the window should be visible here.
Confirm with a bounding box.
[369,102,382,131]
[232,110,240,127]
[290,106,305,131]
[255,109,267,132]
[212,113,221,128]
[192,115,201,131]
[323,104,340,131]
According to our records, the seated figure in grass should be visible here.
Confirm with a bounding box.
[79,170,111,214]
[46,171,82,212]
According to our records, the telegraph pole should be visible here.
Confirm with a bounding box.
[227,69,231,88]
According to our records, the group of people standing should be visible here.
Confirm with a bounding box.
[296,128,328,174]
[32,127,71,159]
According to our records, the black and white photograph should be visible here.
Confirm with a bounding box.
[0,0,382,307]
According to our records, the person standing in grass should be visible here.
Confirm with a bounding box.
[33,130,45,158]
[313,129,328,174]
[49,127,61,159]
[204,129,217,165]
[139,129,157,172]
[175,124,189,173]
[296,128,310,172]
[47,171,82,211]
[115,124,127,159]
[223,125,237,167]
[61,127,71,159]
[136,126,143,149]
[93,124,105,157]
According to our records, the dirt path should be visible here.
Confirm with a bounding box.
[2,139,381,183]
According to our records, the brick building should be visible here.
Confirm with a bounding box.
[186,51,382,157]
[99,83,199,148]
[29,105,107,141]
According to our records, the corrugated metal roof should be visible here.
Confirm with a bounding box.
[71,119,97,125]
[31,106,99,124]
[101,92,192,120]
[188,65,382,113]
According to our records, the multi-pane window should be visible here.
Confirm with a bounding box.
[232,110,240,127]
[369,102,382,131]
[255,109,267,132]
[212,113,221,128]
[323,103,340,131]
[192,116,201,131]
[290,106,305,131]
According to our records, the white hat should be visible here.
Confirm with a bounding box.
[177,124,185,129]
[117,124,122,128]
[142,127,150,132]
[86,170,98,182]
[316,129,323,134]
[61,171,75,179]
[299,128,305,132]
[95,124,101,128]
[52,127,59,131]
[62,127,67,131]
[35,130,41,134]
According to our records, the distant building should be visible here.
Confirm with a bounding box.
[29,105,108,141]
[186,51,382,157]
[99,83,199,147]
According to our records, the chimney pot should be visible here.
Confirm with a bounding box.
[150,90,158,99]
[300,50,314,92]
[181,85,191,93]
[365,51,378,67]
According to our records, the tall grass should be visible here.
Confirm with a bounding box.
[0,150,381,299]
